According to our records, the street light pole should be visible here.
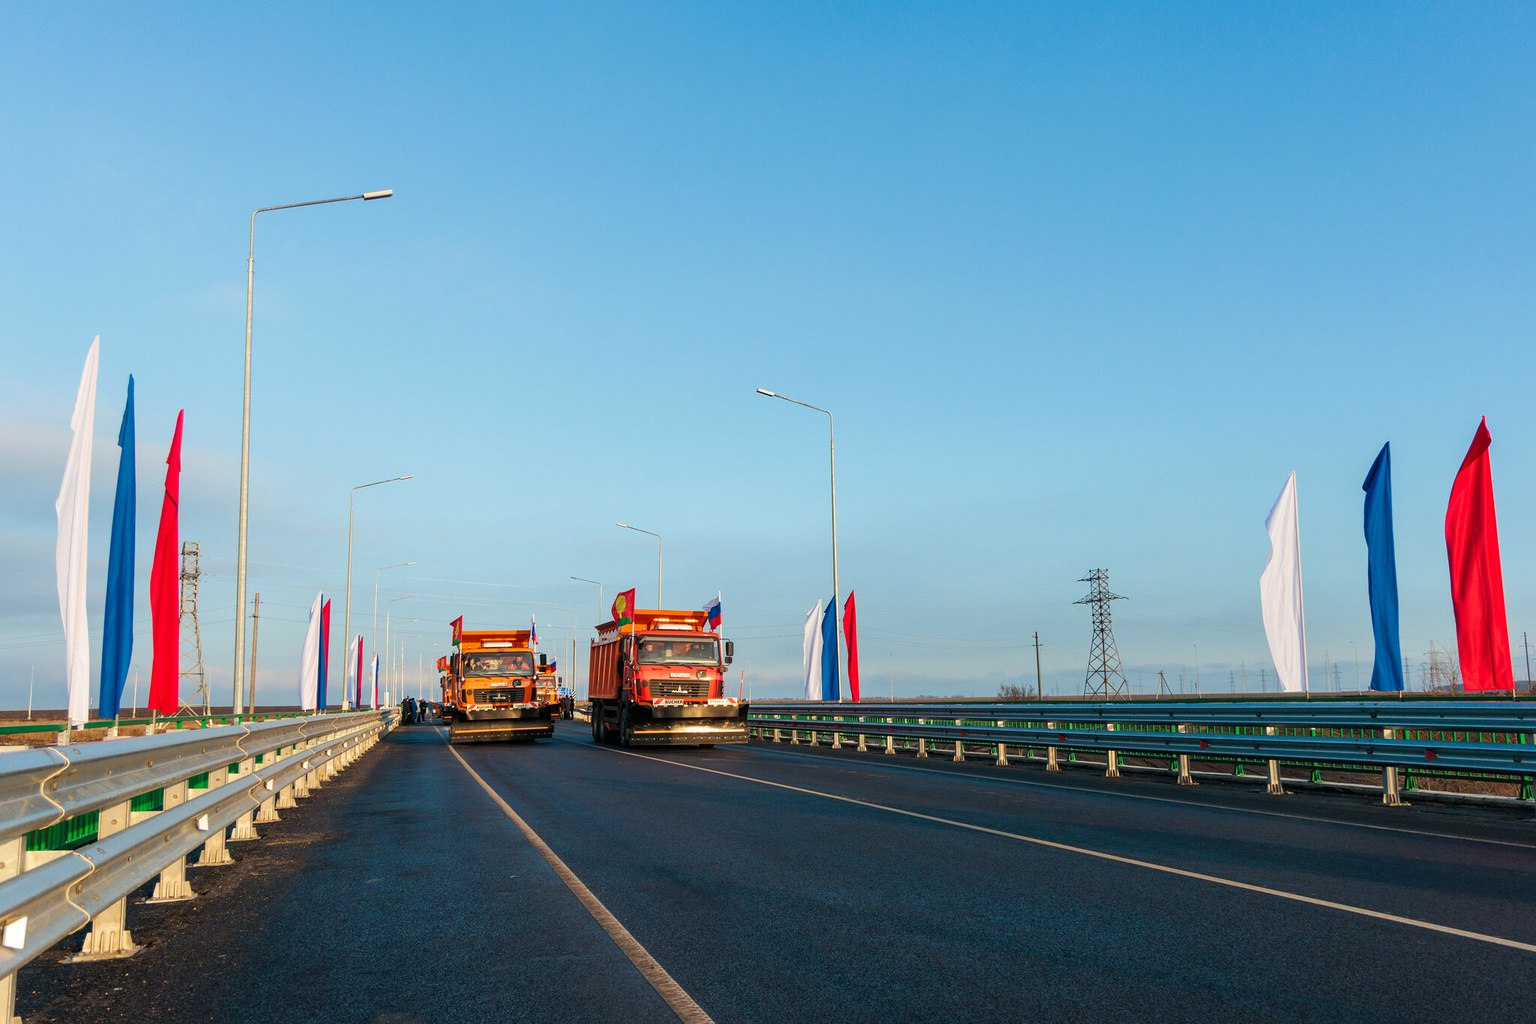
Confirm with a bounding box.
[757,387,841,701]
[373,560,416,679]
[570,576,603,701]
[343,475,412,710]
[233,188,393,715]
[570,576,604,625]
[615,524,662,607]
[384,595,415,705]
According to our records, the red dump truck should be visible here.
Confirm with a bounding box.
[445,624,555,743]
[588,608,745,747]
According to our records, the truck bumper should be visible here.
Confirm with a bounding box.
[448,705,555,743]
[627,703,750,746]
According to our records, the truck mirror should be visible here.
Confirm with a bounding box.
[539,653,548,670]
[725,640,735,662]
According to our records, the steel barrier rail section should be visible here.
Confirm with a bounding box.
[0,709,396,1019]
[2,716,348,848]
[747,702,1536,795]
[751,701,1536,733]
[746,717,1534,777]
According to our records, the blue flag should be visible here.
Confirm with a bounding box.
[821,597,839,701]
[1363,442,1404,691]
[100,376,136,719]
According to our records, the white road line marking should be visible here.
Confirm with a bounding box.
[741,740,1536,852]
[445,743,715,1024]
[617,747,1536,955]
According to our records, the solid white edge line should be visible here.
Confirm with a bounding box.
[746,738,1536,852]
[446,742,716,1024]
[612,745,1536,955]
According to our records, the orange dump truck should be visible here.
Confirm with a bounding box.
[536,664,561,718]
[588,608,745,747]
[446,624,554,743]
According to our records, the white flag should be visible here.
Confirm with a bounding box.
[802,601,825,701]
[1260,472,1309,694]
[56,338,99,728]
[370,654,379,709]
[299,592,323,710]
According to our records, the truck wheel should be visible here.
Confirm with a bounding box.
[591,701,603,743]
[619,703,632,748]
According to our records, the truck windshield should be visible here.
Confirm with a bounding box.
[637,638,718,666]
[464,652,534,677]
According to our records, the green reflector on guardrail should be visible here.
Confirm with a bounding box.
[188,772,210,789]
[131,790,164,812]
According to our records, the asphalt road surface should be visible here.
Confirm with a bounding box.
[16,720,1536,1023]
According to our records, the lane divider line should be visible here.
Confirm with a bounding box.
[739,740,1536,852]
[445,742,716,1024]
[618,748,1536,955]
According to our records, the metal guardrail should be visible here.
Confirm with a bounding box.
[748,701,1536,804]
[0,709,397,1022]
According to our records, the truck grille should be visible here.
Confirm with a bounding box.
[476,687,529,704]
[651,678,711,699]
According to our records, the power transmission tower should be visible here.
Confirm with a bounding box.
[1076,568,1129,700]
[178,541,208,715]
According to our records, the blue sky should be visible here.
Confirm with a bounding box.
[2,2,1533,709]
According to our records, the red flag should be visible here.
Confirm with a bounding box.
[320,600,331,707]
[611,588,636,626]
[842,591,861,703]
[1445,418,1513,692]
[355,635,364,710]
[450,615,464,644]
[147,412,183,715]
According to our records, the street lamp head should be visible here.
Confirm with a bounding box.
[756,388,776,397]
[363,190,394,200]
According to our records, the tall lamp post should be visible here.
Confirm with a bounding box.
[373,560,416,674]
[384,595,416,705]
[570,576,604,623]
[232,188,394,715]
[757,387,841,701]
[342,475,412,709]
[615,524,663,607]
[570,577,603,701]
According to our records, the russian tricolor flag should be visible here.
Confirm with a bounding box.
[704,593,722,632]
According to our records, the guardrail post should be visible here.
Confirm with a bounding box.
[832,726,843,750]
[885,718,895,755]
[995,720,1008,766]
[953,719,965,762]
[194,765,235,867]
[790,726,799,745]
[857,718,868,752]
[772,726,782,743]
[1,834,24,1024]
[230,757,260,841]
[1045,721,1061,772]
[1381,728,1405,806]
[257,779,282,822]
[1104,723,1121,778]
[1176,724,1196,786]
[72,800,139,961]
[916,718,928,758]
[1264,726,1287,795]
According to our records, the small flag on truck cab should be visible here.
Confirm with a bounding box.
[450,615,463,644]
[704,593,722,632]
[530,614,538,647]
[612,588,636,626]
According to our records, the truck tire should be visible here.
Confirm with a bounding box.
[619,702,632,748]
[591,701,603,743]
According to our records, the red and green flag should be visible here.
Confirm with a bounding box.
[612,588,636,626]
